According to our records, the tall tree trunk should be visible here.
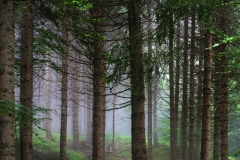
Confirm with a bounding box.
[147,1,153,159]
[174,20,180,157]
[72,53,79,151]
[213,43,221,160]
[194,51,203,160]
[169,9,176,160]
[86,83,92,144]
[201,30,212,160]
[60,18,68,160]
[147,66,153,160]
[218,7,228,160]
[45,66,52,139]
[20,0,33,159]
[86,62,92,144]
[181,16,189,160]
[153,65,159,148]
[112,87,116,151]
[102,103,106,160]
[0,1,15,159]
[90,1,106,159]
[128,0,147,159]
[189,11,195,160]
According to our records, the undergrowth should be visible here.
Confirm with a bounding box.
[32,131,86,160]
[30,131,170,160]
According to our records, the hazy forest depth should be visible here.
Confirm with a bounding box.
[1,0,240,160]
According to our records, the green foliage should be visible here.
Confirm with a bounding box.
[32,132,86,160]
[105,134,131,147]
[105,43,130,85]
[64,0,93,11]
[210,36,239,49]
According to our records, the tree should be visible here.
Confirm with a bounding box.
[112,87,116,151]
[90,0,107,159]
[0,1,15,159]
[169,6,176,160]
[189,9,196,160]
[147,1,153,159]
[44,65,53,139]
[60,13,69,160]
[71,52,80,151]
[20,0,33,159]
[195,49,203,160]
[128,0,147,159]
[173,19,180,159]
[201,30,212,160]
[180,15,189,160]
[218,6,228,160]
[86,78,93,145]
[153,65,160,148]
[213,35,221,160]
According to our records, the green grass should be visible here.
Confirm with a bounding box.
[32,131,170,160]
[32,131,86,160]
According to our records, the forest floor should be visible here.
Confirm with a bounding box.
[30,131,170,160]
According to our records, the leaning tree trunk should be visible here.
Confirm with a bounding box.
[128,0,147,159]
[188,10,196,160]
[0,1,15,159]
[20,0,33,160]
[90,1,106,159]
[201,30,212,160]
[60,17,68,160]
[180,16,189,160]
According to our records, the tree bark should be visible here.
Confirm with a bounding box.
[181,16,189,160]
[44,66,52,139]
[169,9,176,160]
[201,30,212,160]
[218,7,228,160]
[189,11,195,160]
[194,51,203,160]
[213,44,221,160]
[90,1,106,159]
[86,84,92,144]
[128,0,147,159]
[112,87,116,151]
[72,52,79,151]
[173,19,180,158]
[60,17,68,160]
[153,66,159,148]
[147,1,153,159]
[20,0,33,160]
[0,1,15,159]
